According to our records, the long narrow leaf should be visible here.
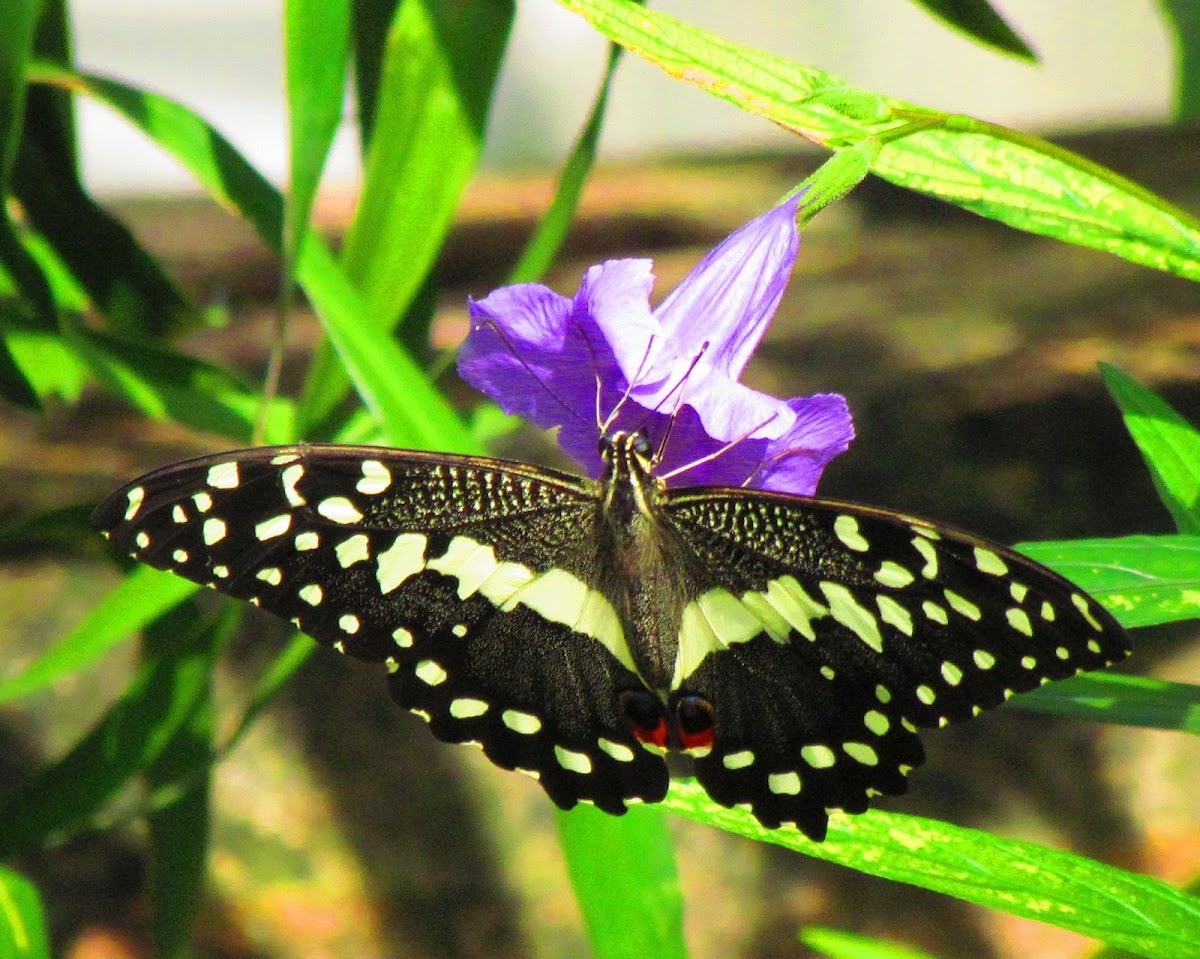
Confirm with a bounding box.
[143,607,216,959]
[0,867,48,959]
[300,0,513,432]
[666,785,1200,959]
[1018,534,1200,628]
[1100,364,1200,533]
[341,0,512,320]
[507,17,628,284]
[0,604,227,856]
[906,0,1035,61]
[556,0,1200,281]
[0,565,194,705]
[27,63,473,453]
[284,0,349,264]
[1020,673,1200,733]
[557,805,686,959]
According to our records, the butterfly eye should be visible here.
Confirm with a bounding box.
[674,695,716,754]
[619,689,668,748]
[675,695,715,735]
[632,432,653,456]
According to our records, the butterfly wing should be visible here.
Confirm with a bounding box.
[93,445,669,813]
[664,488,1131,838]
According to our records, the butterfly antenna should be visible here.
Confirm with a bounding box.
[657,410,779,484]
[647,342,710,464]
[598,332,658,436]
[473,317,590,429]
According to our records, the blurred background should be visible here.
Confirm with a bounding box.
[7,3,1200,959]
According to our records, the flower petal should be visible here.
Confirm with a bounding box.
[754,394,855,494]
[653,192,802,379]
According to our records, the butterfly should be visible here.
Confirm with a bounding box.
[93,430,1130,840]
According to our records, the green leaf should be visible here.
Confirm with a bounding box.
[1159,0,1200,121]
[0,0,40,186]
[350,0,401,148]
[12,140,195,339]
[4,311,88,402]
[0,501,93,556]
[666,785,1200,958]
[1101,364,1200,533]
[556,0,1200,282]
[0,0,58,370]
[1019,534,1200,628]
[557,805,686,959]
[1020,673,1200,734]
[802,926,941,959]
[284,0,349,262]
[0,604,228,857]
[0,565,195,706]
[27,64,473,452]
[143,610,216,959]
[300,0,513,433]
[906,0,1036,62]
[74,329,295,443]
[0,866,49,959]
[341,0,512,321]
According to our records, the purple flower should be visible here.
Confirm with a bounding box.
[457,193,853,494]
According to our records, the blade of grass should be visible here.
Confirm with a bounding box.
[905,0,1036,61]
[28,63,472,452]
[1100,364,1200,533]
[0,565,195,705]
[143,610,217,959]
[0,604,229,856]
[507,6,633,284]
[802,926,942,959]
[666,785,1200,959]
[300,0,513,434]
[1020,673,1200,733]
[557,805,686,959]
[556,0,1200,281]
[0,866,49,959]
[1018,534,1200,628]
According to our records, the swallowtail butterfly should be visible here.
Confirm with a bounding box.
[93,432,1130,839]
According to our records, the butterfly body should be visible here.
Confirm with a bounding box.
[93,434,1130,839]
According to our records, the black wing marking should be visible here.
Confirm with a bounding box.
[92,445,668,812]
[665,488,1131,837]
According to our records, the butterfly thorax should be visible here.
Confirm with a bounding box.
[595,432,693,693]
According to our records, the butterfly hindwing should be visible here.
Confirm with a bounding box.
[93,445,668,813]
[664,488,1130,834]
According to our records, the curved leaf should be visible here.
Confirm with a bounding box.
[557,0,1200,281]
[666,785,1200,959]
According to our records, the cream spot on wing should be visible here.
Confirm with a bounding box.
[974,546,1009,576]
[255,513,292,541]
[834,514,870,552]
[376,533,428,594]
[357,460,392,495]
[202,517,227,545]
[281,464,306,508]
[317,496,364,525]
[768,771,802,795]
[206,462,240,489]
[415,659,447,686]
[335,533,371,568]
[124,487,145,521]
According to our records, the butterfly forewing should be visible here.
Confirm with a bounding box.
[92,445,669,813]
[662,488,1130,834]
